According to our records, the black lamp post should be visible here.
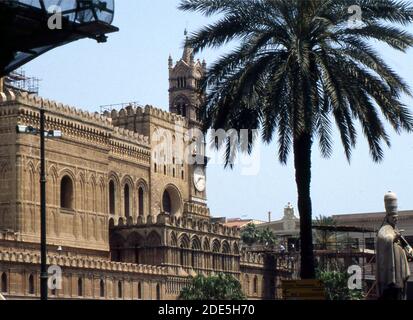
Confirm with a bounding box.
[8,0,118,300]
[39,106,47,301]
[17,105,62,300]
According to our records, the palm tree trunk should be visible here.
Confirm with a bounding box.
[293,132,315,279]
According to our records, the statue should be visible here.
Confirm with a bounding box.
[376,192,411,300]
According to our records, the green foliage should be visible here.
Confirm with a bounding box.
[317,269,364,300]
[257,227,278,248]
[315,215,336,227]
[240,223,258,246]
[314,215,337,250]
[241,224,278,248]
[179,274,246,300]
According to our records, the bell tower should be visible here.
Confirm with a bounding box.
[168,30,206,124]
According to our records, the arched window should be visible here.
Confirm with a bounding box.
[78,278,83,297]
[109,180,116,215]
[1,273,7,293]
[28,274,35,294]
[164,165,167,175]
[137,282,142,300]
[178,104,187,117]
[60,175,74,209]
[174,96,189,117]
[253,276,258,294]
[180,244,185,266]
[156,284,161,300]
[162,191,172,214]
[118,281,123,299]
[124,184,130,217]
[100,279,105,298]
[245,275,250,295]
[138,187,144,216]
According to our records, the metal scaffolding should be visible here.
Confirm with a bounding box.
[3,69,40,94]
[312,224,377,298]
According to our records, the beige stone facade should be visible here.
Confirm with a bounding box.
[0,42,284,300]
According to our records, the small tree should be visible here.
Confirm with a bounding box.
[179,274,246,300]
[317,269,364,300]
[241,224,279,249]
[257,227,279,249]
[240,223,259,246]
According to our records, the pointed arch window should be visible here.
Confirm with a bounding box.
[124,184,130,218]
[78,278,83,297]
[138,187,144,216]
[100,279,105,298]
[1,273,7,293]
[245,275,250,295]
[28,274,35,294]
[60,175,74,209]
[162,191,172,214]
[109,180,116,215]
[156,284,161,300]
[118,281,123,299]
[138,282,142,300]
[253,276,258,294]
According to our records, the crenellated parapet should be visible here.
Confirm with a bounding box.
[1,90,113,128]
[240,249,265,266]
[110,126,151,164]
[0,248,167,275]
[183,202,210,218]
[111,212,240,239]
[112,126,149,146]
[143,105,188,125]
[107,104,188,128]
[0,90,152,162]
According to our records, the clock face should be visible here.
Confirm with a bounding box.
[193,167,206,192]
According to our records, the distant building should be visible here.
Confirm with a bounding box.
[253,204,300,250]
[332,210,413,250]
[222,218,266,229]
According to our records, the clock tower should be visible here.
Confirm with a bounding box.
[168,30,208,209]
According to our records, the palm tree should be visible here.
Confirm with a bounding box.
[179,0,413,279]
[314,215,337,250]
[257,227,279,249]
[240,223,259,246]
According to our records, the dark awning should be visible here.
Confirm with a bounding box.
[312,225,376,233]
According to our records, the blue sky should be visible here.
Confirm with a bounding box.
[23,1,413,221]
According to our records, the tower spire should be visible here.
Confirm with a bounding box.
[182,29,193,64]
[169,30,205,123]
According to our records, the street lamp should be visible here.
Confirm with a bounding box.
[16,105,62,300]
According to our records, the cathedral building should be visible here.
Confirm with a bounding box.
[0,38,283,300]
